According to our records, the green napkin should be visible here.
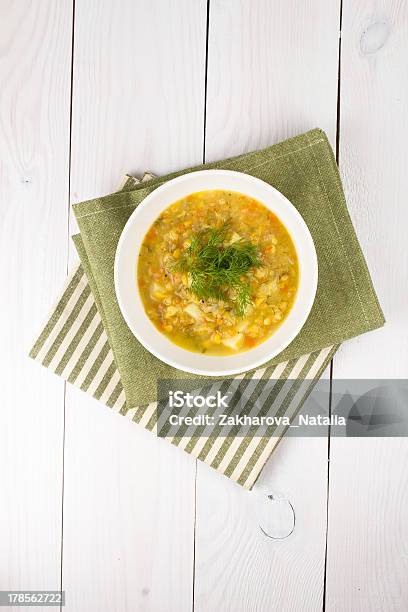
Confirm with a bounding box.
[73,128,384,408]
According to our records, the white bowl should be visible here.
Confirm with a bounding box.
[114,170,318,376]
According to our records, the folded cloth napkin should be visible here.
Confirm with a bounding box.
[71,128,384,408]
[30,173,338,489]
[30,128,384,488]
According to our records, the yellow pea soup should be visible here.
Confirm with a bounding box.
[137,190,299,355]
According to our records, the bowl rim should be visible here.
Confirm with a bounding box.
[114,169,318,376]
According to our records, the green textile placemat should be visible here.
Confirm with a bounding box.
[73,128,384,408]
[30,171,338,490]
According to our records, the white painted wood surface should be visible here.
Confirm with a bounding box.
[326,1,408,610]
[194,2,339,611]
[1,0,408,611]
[63,2,206,611]
[0,0,72,607]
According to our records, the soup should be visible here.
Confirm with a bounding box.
[137,190,299,355]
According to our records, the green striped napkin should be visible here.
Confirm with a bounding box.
[30,129,384,488]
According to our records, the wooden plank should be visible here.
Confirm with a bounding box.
[62,1,207,610]
[63,387,197,612]
[326,1,408,609]
[0,0,72,601]
[194,2,340,610]
[204,0,339,158]
[69,0,207,202]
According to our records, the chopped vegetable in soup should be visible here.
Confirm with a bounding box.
[137,190,299,355]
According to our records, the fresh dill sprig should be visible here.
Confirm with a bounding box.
[173,223,261,316]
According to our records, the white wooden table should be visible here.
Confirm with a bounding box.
[1,1,408,610]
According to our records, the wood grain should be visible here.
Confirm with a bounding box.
[62,1,207,610]
[194,2,340,610]
[204,0,340,157]
[63,387,196,612]
[3,1,408,609]
[0,0,72,602]
[69,0,207,203]
[326,1,408,610]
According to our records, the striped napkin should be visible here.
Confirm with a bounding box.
[30,172,337,489]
